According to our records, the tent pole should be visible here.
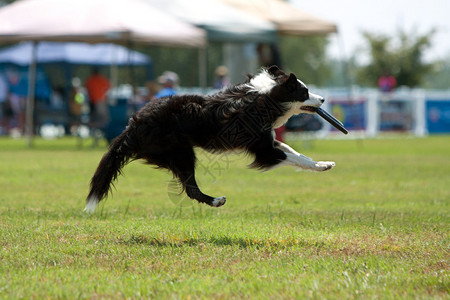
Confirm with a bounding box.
[25,41,38,148]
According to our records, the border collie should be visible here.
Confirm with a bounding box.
[85,65,334,213]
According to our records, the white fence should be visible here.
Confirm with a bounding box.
[301,87,450,137]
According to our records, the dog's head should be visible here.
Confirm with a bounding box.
[248,65,324,115]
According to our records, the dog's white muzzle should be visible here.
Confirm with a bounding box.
[299,92,325,114]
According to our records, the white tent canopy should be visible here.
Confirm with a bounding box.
[0,0,206,47]
[221,0,337,35]
[147,0,277,43]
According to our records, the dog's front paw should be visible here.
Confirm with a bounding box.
[314,161,335,171]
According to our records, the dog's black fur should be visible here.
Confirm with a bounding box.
[86,66,330,210]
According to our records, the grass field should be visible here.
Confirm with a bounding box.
[0,136,448,299]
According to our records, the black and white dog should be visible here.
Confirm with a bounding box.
[85,66,334,212]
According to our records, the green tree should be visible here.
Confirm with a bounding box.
[423,56,450,89]
[357,30,434,87]
[279,36,331,85]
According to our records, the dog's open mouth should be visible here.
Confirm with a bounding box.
[300,106,318,113]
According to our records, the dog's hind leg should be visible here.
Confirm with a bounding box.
[170,148,226,207]
[178,171,226,207]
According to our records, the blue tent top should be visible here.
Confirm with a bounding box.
[0,41,151,66]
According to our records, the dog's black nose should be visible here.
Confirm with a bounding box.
[320,98,325,104]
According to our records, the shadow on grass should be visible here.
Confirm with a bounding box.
[121,234,325,250]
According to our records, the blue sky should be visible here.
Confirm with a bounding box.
[292,0,450,63]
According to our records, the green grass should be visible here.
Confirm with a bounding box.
[0,136,448,299]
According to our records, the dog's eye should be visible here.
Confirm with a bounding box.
[304,90,309,99]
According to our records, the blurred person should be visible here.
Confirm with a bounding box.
[0,72,10,135]
[69,77,88,134]
[85,68,110,131]
[378,70,397,92]
[49,85,65,109]
[6,69,26,135]
[257,43,283,68]
[154,71,179,99]
[128,87,147,112]
[213,65,230,90]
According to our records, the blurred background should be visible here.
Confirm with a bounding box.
[0,0,448,143]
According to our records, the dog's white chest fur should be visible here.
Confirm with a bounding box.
[272,103,299,129]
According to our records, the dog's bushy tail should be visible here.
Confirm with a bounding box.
[85,126,136,213]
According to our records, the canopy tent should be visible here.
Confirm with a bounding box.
[0,0,206,47]
[0,0,206,145]
[147,0,277,43]
[216,0,337,84]
[220,0,337,35]
[0,42,150,66]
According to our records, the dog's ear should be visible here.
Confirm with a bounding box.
[283,73,298,89]
[267,65,285,77]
